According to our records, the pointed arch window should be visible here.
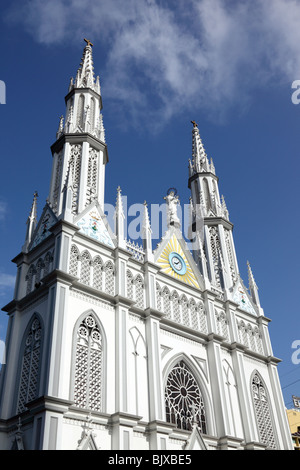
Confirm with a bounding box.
[17,317,42,414]
[80,250,91,285]
[165,360,207,434]
[172,291,180,323]
[127,270,134,300]
[77,94,85,129]
[156,283,162,311]
[73,314,103,412]
[92,256,103,290]
[89,97,95,132]
[26,264,36,295]
[251,373,276,449]
[162,287,171,319]
[134,275,144,309]
[69,245,79,277]
[104,261,115,296]
[181,295,189,327]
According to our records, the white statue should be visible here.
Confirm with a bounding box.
[164,189,180,227]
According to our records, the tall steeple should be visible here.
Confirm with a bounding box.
[48,40,108,219]
[188,122,239,292]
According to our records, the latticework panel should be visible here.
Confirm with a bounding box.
[73,315,102,412]
[165,360,207,433]
[17,318,42,414]
[134,275,144,309]
[252,373,276,449]
[92,256,103,290]
[127,271,134,300]
[69,245,79,277]
[104,262,115,295]
[80,251,91,285]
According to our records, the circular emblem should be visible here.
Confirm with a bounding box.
[169,252,187,275]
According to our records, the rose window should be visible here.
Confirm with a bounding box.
[165,360,206,433]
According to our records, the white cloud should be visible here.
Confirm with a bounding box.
[6,0,300,128]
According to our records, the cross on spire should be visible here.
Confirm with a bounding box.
[84,38,93,47]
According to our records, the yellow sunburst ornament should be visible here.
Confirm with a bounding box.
[157,234,199,288]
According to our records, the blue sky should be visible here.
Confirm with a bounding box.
[0,0,300,409]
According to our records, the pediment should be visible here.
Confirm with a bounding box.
[75,201,116,248]
[154,227,203,290]
[231,278,257,315]
[184,424,207,450]
[30,203,58,250]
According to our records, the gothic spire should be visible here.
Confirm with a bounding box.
[247,261,261,307]
[142,201,153,261]
[74,38,99,92]
[23,191,38,252]
[114,186,126,248]
[191,121,210,173]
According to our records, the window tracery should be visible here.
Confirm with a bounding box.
[73,315,102,411]
[165,360,207,433]
[17,317,42,413]
[252,373,276,449]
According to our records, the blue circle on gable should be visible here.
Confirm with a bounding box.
[169,252,187,275]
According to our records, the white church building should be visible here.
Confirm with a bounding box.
[0,41,293,450]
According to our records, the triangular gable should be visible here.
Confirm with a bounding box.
[155,228,203,290]
[184,424,207,450]
[75,201,116,248]
[231,277,257,316]
[77,431,98,450]
[30,203,58,250]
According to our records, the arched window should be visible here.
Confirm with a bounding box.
[251,373,276,449]
[165,360,207,433]
[69,245,79,277]
[89,97,95,132]
[77,94,85,129]
[202,178,211,212]
[156,283,162,311]
[104,261,115,295]
[26,264,36,295]
[92,256,103,290]
[162,287,171,319]
[172,291,180,323]
[43,251,53,277]
[17,317,42,413]
[134,275,144,309]
[127,270,133,299]
[73,314,103,412]
[189,299,198,330]
[181,295,189,327]
[80,250,91,285]
[198,301,207,333]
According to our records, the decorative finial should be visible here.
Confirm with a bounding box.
[191,120,198,128]
[84,38,93,47]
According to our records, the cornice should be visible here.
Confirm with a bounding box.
[51,133,108,162]
[188,171,219,188]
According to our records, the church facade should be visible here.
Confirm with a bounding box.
[0,41,293,450]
